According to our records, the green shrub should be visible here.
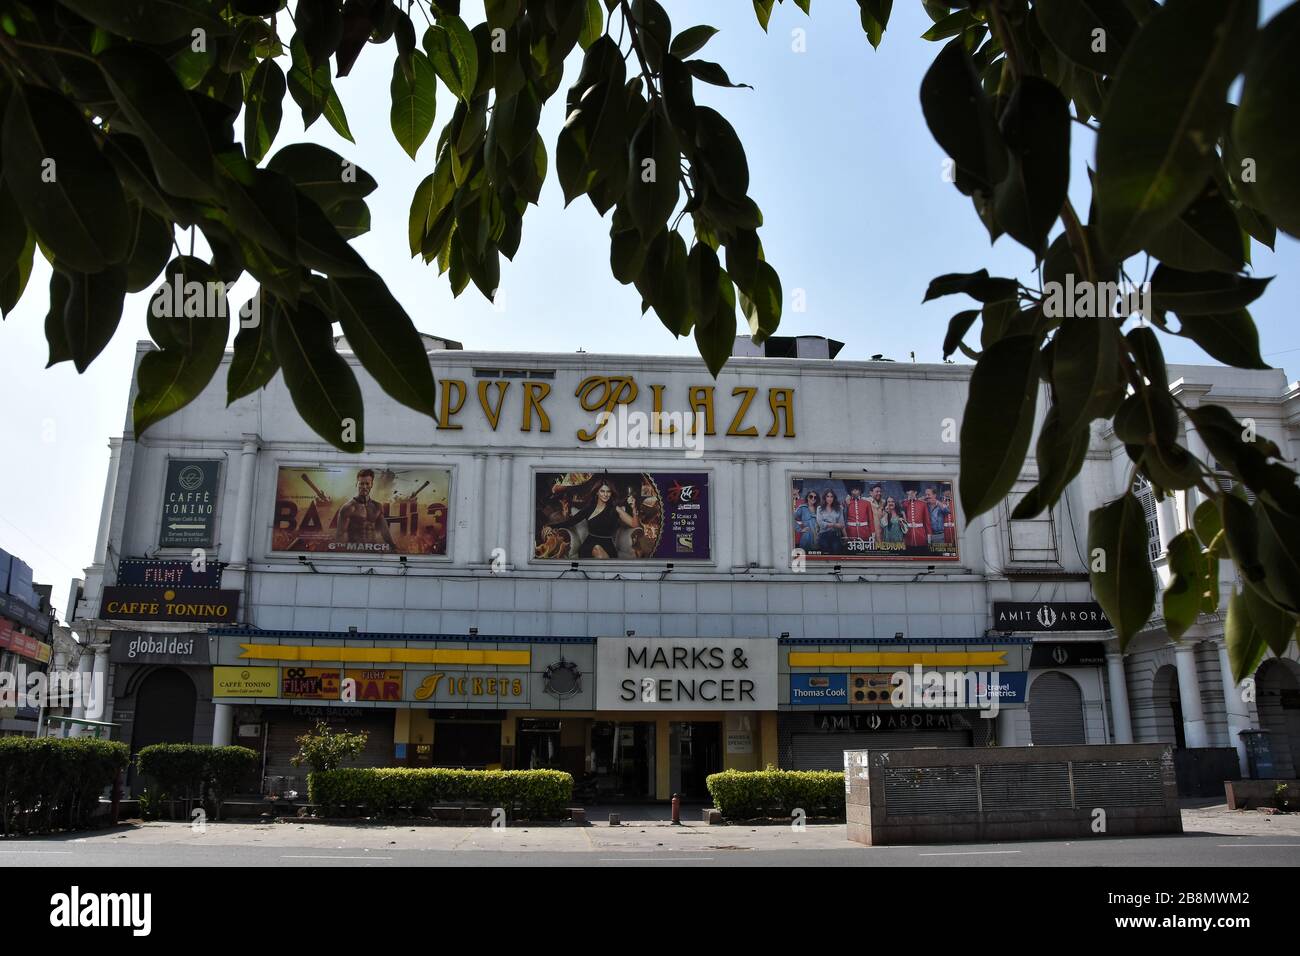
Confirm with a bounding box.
[309,768,573,820]
[290,721,369,774]
[706,769,845,819]
[0,737,129,835]
[135,744,260,820]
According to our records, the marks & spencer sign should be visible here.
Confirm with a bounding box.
[596,637,776,711]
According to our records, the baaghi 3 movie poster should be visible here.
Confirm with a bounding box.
[272,466,451,555]
[534,471,710,561]
[790,474,958,562]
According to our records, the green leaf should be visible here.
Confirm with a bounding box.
[244,58,286,165]
[579,0,605,50]
[923,269,1017,303]
[694,267,737,376]
[272,297,366,452]
[1242,580,1298,657]
[287,33,333,129]
[228,292,280,404]
[1255,499,1300,615]
[683,60,752,89]
[63,265,127,373]
[859,0,892,48]
[1052,316,1120,433]
[123,205,173,294]
[959,335,1042,518]
[626,110,680,240]
[1149,265,1271,314]
[267,143,377,211]
[694,106,749,205]
[671,25,719,59]
[322,85,354,143]
[741,259,782,343]
[216,154,298,261]
[920,38,1008,194]
[43,269,73,368]
[1193,498,1223,551]
[1126,326,1168,391]
[431,14,478,101]
[1221,489,1266,585]
[921,11,979,43]
[1034,0,1137,74]
[1088,492,1157,648]
[1164,529,1211,639]
[390,50,438,160]
[1142,178,1246,273]
[99,46,216,201]
[1093,0,1257,259]
[993,77,1071,257]
[753,0,775,31]
[1,85,131,273]
[0,219,35,319]
[328,273,438,418]
[134,275,229,435]
[1011,404,1091,519]
[54,0,230,44]
[296,0,343,70]
[1225,588,1270,683]
[1174,310,1268,370]
[942,309,980,359]
[1233,2,1300,236]
[295,192,368,277]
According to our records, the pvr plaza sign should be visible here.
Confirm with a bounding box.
[596,637,777,710]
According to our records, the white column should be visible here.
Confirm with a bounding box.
[1106,651,1134,743]
[472,453,487,563]
[87,645,109,723]
[498,453,514,569]
[71,643,94,723]
[732,460,747,569]
[482,455,500,564]
[1155,497,1177,559]
[93,439,124,565]
[742,460,759,567]
[228,434,260,565]
[1174,642,1209,748]
[1216,642,1251,776]
[212,703,235,747]
[758,459,773,568]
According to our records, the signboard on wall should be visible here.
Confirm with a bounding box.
[534,471,710,561]
[407,670,528,707]
[272,466,450,555]
[790,674,849,706]
[789,475,958,562]
[99,587,239,623]
[213,666,278,698]
[596,637,776,710]
[994,602,1111,632]
[116,558,224,590]
[109,632,210,666]
[159,459,220,548]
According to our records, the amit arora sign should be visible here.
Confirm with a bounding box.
[597,637,777,711]
[993,602,1111,632]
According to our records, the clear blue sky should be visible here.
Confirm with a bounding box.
[1,0,1296,613]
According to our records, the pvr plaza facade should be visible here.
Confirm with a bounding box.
[70,336,1300,799]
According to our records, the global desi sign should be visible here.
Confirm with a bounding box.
[159,460,220,548]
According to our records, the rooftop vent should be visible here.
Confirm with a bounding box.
[732,335,845,359]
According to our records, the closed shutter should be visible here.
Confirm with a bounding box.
[1029,671,1086,745]
[263,712,396,791]
[790,729,973,770]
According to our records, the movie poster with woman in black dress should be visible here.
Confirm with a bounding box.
[533,472,711,561]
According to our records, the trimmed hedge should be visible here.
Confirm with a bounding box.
[309,768,573,820]
[0,737,129,835]
[706,769,845,819]
[136,744,259,819]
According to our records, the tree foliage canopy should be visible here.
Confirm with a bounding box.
[0,0,1297,675]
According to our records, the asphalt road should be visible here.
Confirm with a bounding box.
[3,828,1299,867]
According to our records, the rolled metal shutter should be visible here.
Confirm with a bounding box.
[1029,671,1086,745]
[263,713,396,790]
[790,729,973,770]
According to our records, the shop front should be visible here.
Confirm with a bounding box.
[777,636,1033,770]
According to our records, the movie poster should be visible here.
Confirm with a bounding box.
[272,466,451,555]
[790,475,958,561]
[534,471,710,561]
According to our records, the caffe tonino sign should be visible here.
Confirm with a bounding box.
[992,602,1111,632]
[596,637,777,711]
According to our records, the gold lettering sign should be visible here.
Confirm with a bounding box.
[575,375,638,442]
[437,379,467,429]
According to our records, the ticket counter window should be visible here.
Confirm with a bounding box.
[590,721,655,800]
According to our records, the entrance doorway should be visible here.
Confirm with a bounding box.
[590,721,655,799]
[670,721,722,799]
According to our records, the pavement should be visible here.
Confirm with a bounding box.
[3,801,1300,866]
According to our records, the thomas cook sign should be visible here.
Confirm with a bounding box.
[597,637,777,711]
[99,586,239,623]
